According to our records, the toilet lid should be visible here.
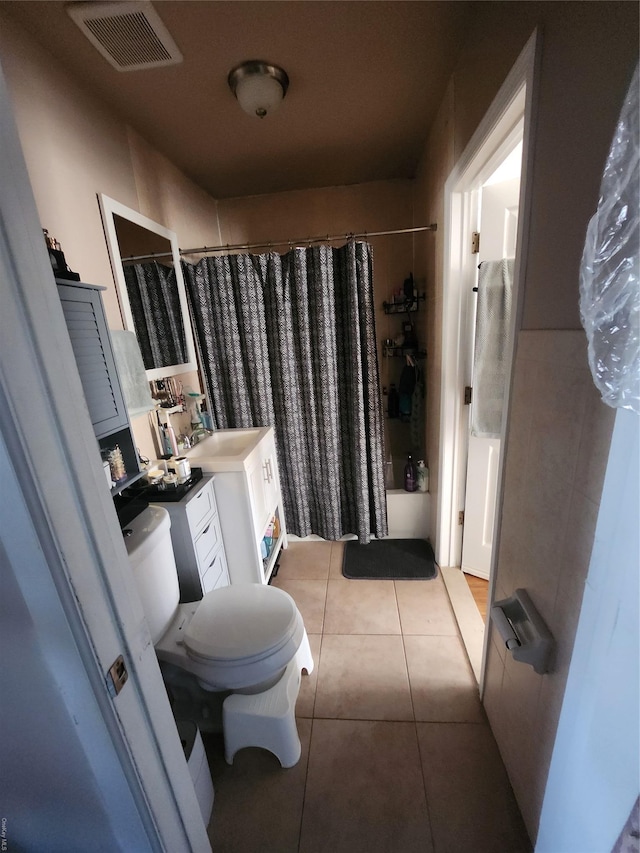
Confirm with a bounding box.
[184,584,300,663]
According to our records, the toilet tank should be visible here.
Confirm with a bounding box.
[124,506,180,644]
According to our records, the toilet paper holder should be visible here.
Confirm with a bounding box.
[490,589,554,674]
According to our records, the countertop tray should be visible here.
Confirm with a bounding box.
[142,467,204,501]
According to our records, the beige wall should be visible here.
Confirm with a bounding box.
[412,79,455,535]
[0,12,223,459]
[412,0,637,842]
[0,9,418,474]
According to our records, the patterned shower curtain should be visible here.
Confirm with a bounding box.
[123,261,187,370]
[182,241,388,543]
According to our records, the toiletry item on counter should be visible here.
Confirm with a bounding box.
[200,406,213,431]
[146,468,165,486]
[416,460,429,493]
[164,418,179,456]
[158,412,179,457]
[108,445,127,482]
[103,460,114,489]
[174,457,191,480]
[161,473,178,490]
[404,453,417,492]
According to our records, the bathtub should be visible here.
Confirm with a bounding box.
[385,489,430,539]
[287,489,430,542]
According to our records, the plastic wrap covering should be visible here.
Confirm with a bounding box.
[579,64,639,413]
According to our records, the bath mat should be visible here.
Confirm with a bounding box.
[342,539,437,581]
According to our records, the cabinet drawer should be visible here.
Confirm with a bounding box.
[195,513,222,567]
[201,548,229,594]
[186,479,215,531]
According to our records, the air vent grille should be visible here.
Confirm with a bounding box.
[67,1,183,72]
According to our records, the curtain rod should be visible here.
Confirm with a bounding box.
[122,223,438,264]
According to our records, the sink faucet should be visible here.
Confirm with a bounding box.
[189,427,213,445]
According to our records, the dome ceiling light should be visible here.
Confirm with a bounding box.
[228,61,289,118]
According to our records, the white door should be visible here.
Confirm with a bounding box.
[461,174,521,579]
[0,62,211,850]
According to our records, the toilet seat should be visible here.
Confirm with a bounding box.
[155,583,305,690]
[185,584,300,665]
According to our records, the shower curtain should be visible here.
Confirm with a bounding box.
[123,261,187,370]
[182,241,388,543]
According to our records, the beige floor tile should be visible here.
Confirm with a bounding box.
[324,577,401,634]
[314,634,413,721]
[404,635,485,722]
[299,719,433,853]
[271,577,327,634]
[296,633,321,718]
[278,540,332,579]
[329,540,346,578]
[395,575,458,635]
[417,722,531,853]
[205,718,311,853]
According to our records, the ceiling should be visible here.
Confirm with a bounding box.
[3,1,473,199]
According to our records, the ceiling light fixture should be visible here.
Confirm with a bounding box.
[228,61,289,118]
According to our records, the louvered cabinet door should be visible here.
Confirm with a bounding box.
[57,282,128,438]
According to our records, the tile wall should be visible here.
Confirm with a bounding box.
[483,329,615,840]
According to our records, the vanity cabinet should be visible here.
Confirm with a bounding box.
[151,475,230,602]
[212,427,287,585]
[56,279,142,494]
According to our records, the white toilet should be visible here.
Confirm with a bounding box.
[124,505,312,766]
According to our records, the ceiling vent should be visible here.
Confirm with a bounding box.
[67,1,183,72]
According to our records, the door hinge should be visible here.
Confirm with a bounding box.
[458,510,465,526]
[471,231,480,254]
[106,654,128,698]
[464,386,472,405]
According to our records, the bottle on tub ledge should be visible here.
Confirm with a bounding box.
[404,453,417,492]
[416,460,429,493]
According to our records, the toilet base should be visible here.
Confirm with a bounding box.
[223,658,302,768]
[160,661,227,732]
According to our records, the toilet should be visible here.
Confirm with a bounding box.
[124,505,312,766]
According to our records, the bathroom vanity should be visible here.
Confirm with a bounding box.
[151,474,229,601]
[185,427,287,584]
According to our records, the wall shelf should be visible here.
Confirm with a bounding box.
[383,345,426,359]
[382,294,425,314]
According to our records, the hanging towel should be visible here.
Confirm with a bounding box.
[110,329,156,418]
[471,259,514,437]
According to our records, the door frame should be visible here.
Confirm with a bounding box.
[436,31,541,688]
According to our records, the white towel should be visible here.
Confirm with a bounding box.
[110,329,155,418]
[471,259,514,437]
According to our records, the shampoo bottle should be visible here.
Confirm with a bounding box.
[404,453,417,492]
[416,460,429,493]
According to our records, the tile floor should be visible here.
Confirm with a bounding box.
[203,541,531,853]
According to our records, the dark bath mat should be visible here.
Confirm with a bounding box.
[342,538,437,581]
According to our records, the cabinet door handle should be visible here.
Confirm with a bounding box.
[208,554,218,569]
[201,523,211,536]
[266,458,274,481]
[263,462,270,483]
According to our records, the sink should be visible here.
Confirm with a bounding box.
[185,427,268,471]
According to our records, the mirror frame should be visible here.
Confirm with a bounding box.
[98,193,198,381]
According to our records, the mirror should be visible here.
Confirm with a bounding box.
[99,194,197,381]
